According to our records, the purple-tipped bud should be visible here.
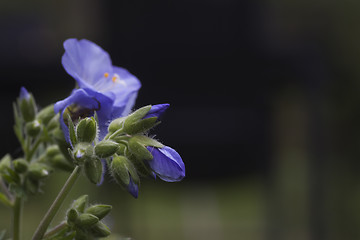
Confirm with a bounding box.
[143,104,170,119]
[146,146,185,182]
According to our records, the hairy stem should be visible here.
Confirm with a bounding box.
[43,222,67,239]
[12,197,23,240]
[32,166,81,240]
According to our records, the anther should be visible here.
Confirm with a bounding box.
[104,72,109,78]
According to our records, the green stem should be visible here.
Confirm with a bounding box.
[32,166,81,240]
[43,222,67,239]
[13,197,23,240]
[26,137,43,162]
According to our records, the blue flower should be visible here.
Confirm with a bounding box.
[127,177,139,198]
[54,39,141,142]
[146,146,185,182]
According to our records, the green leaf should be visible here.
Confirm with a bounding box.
[0,192,12,208]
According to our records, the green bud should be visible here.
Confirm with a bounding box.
[72,143,93,164]
[131,135,164,148]
[128,137,153,161]
[76,213,99,227]
[67,208,78,225]
[116,143,127,155]
[72,195,89,213]
[76,117,97,143]
[13,158,28,173]
[28,163,50,180]
[94,140,119,158]
[25,120,42,137]
[125,105,152,125]
[18,88,37,122]
[3,168,20,184]
[36,104,55,125]
[89,222,111,237]
[46,145,61,158]
[108,117,126,134]
[111,155,140,186]
[84,157,103,184]
[124,117,159,135]
[85,204,112,220]
[0,154,11,174]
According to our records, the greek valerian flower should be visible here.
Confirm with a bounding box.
[54,39,141,142]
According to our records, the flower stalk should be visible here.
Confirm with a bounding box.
[32,166,81,240]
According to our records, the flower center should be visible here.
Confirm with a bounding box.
[103,72,127,86]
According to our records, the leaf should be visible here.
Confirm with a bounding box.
[0,193,12,208]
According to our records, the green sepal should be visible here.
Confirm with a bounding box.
[85,204,112,220]
[36,104,55,125]
[124,105,151,125]
[94,140,119,158]
[72,143,93,165]
[131,135,164,148]
[3,168,20,184]
[111,155,140,186]
[126,149,153,178]
[128,137,153,161]
[84,157,103,184]
[13,158,28,173]
[67,114,77,147]
[88,222,111,237]
[0,192,13,208]
[76,213,99,228]
[76,117,97,143]
[72,195,89,213]
[67,208,79,225]
[25,177,39,195]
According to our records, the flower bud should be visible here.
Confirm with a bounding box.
[72,143,92,164]
[76,117,97,143]
[18,87,36,122]
[85,204,112,220]
[84,157,103,184]
[46,145,61,158]
[94,140,119,158]
[76,213,99,227]
[125,105,152,125]
[36,104,55,125]
[0,154,11,174]
[111,155,139,186]
[28,163,50,180]
[67,208,78,225]
[72,195,89,213]
[89,222,111,237]
[13,158,28,173]
[108,117,125,134]
[128,137,153,161]
[25,120,42,137]
[124,117,158,135]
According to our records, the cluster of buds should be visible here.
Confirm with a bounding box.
[40,195,112,239]
[68,104,185,198]
[0,88,75,204]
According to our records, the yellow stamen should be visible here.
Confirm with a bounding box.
[104,72,109,78]
[112,76,117,83]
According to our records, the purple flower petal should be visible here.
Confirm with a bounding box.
[144,104,170,119]
[62,39,112,89]
[147,146,185,182]
[127,176,139,198]
[20,87,30,100]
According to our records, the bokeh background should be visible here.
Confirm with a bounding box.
[1,0,360,239]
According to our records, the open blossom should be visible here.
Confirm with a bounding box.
[54,39,141,142]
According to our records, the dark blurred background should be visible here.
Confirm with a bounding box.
[1,0,360,239]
